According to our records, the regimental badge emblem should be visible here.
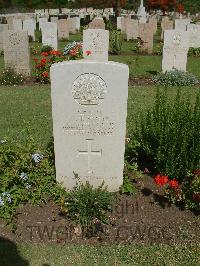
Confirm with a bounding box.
[72,73,107,106]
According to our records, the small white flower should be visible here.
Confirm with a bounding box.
[0,196,4,206]
[32,153,44,164]
[0,139,7,144]
[20,172,28,181]
[25,183,31,189]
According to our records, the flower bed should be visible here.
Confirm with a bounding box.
[33,50,65,83]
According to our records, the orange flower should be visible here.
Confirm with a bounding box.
[42,71,49,77]
[169,179,179,189]
[154,174,169,186]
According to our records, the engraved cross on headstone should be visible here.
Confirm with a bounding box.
[78,139,102,176]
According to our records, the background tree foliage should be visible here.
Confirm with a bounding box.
[0,0,200,13]
[148,0,177,13]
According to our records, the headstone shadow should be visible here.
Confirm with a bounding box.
[0,237,29,266]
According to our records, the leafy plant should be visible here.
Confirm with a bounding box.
[154,70,199,87]
[120,176,137,195]
[109,30,123,55]
[0,136,65,227]
[30,45,40,55]
[106,19,115,31]
[60,181,113,234]
[121,139,143,196]
[41,45,53,53]
[37,30,42,43]
[0,68,26,86]
[135,89,200,180]
[188,47,200,57]
[154,171,200,211]
[28,35,33,42]
[134,37,144,53]
[182,171,200,211]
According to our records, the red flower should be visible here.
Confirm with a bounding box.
[154,174,169,186]
[41,58,47,64]
[169,179,179,189]
[70,49,77,56]
[86,50,92,56]
[50,50,61,56]
[42,71,49,78]
[41,52,49,57]
[34,58,38,63]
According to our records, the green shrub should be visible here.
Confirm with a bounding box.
[154,70,199,87]
[162,170,200,211]
[0,136,65,227]
[41,45,53,53]
[182,171,200,211]
[0,68,26,86]
[134,37,144,53]
[188,47,200,57]
[60,181,113,234]
[38,30,42,43]
[28,35,33,42]
[106,19,115,31]
[109,30,123,55]
[135,89,200,180]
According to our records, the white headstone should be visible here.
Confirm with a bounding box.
[117,17,122,30]
[39,17,48,31]
[42,22,57,50]
[51,17,58,23]
[0,24,8,51]
[6,16,14,30]
[126,19,139,41]
[13,18,23,31]
[161,16,173,39]
[83,29,109,61]
[74,17,80,31]
[67,18,77,34]
[50,61,129,192]
[187,24,200,48]
[175,19,190,31]
[23,19,36,41]
[162,30,189,72]
[3,30,31,75]
[57,19,69,40]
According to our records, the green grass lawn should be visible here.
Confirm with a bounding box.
[1,84,199,148]
[1,242,199,266]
